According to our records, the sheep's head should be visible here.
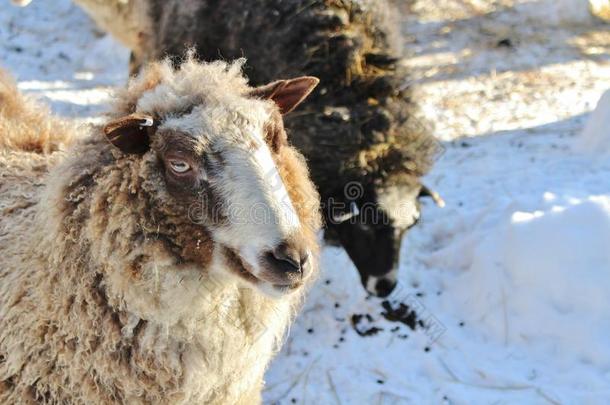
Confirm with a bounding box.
[103,59,321,297]
[326,175,441,297]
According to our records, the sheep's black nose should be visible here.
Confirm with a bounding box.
[364,275,397,297]
[374,277,397,297]
[265,243,309,275]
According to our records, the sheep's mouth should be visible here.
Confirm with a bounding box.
[223,247,303,292]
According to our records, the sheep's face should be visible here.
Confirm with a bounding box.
[153,109,314,296]
[103,62,320,297]
[327,179,423,297]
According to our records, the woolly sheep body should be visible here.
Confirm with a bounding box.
[0,60,320,403]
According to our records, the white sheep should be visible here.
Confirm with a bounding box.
[0,57,321,404]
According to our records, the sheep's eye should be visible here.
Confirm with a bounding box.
[168,159,191,174]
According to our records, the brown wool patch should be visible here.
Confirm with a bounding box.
[132,320,148,344]
[128,255,146,279]
[18,140,45,154]
[63,295,75,316]
[177,225,215,270]
[222,247,259,284]
[263,110,288,152]
[273,147,322,254]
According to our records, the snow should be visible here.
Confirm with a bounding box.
[515,0,594,25]
[0,0,128,120]
[3,0,610,403]
[578,89,610,154]
[440,193,610,368]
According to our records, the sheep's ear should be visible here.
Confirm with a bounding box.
[250,77,319,114]
[103,113,155,155]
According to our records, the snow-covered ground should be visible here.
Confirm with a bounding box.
[2,1,610,403]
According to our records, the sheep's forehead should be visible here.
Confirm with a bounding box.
[377,184,421,229]
[156,96,271,148]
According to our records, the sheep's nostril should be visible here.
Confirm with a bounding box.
[268,243,301,273]
[375,277,397,297]
[364,275,397,297]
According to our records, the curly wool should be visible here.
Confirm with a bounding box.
[0,60,320,404]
